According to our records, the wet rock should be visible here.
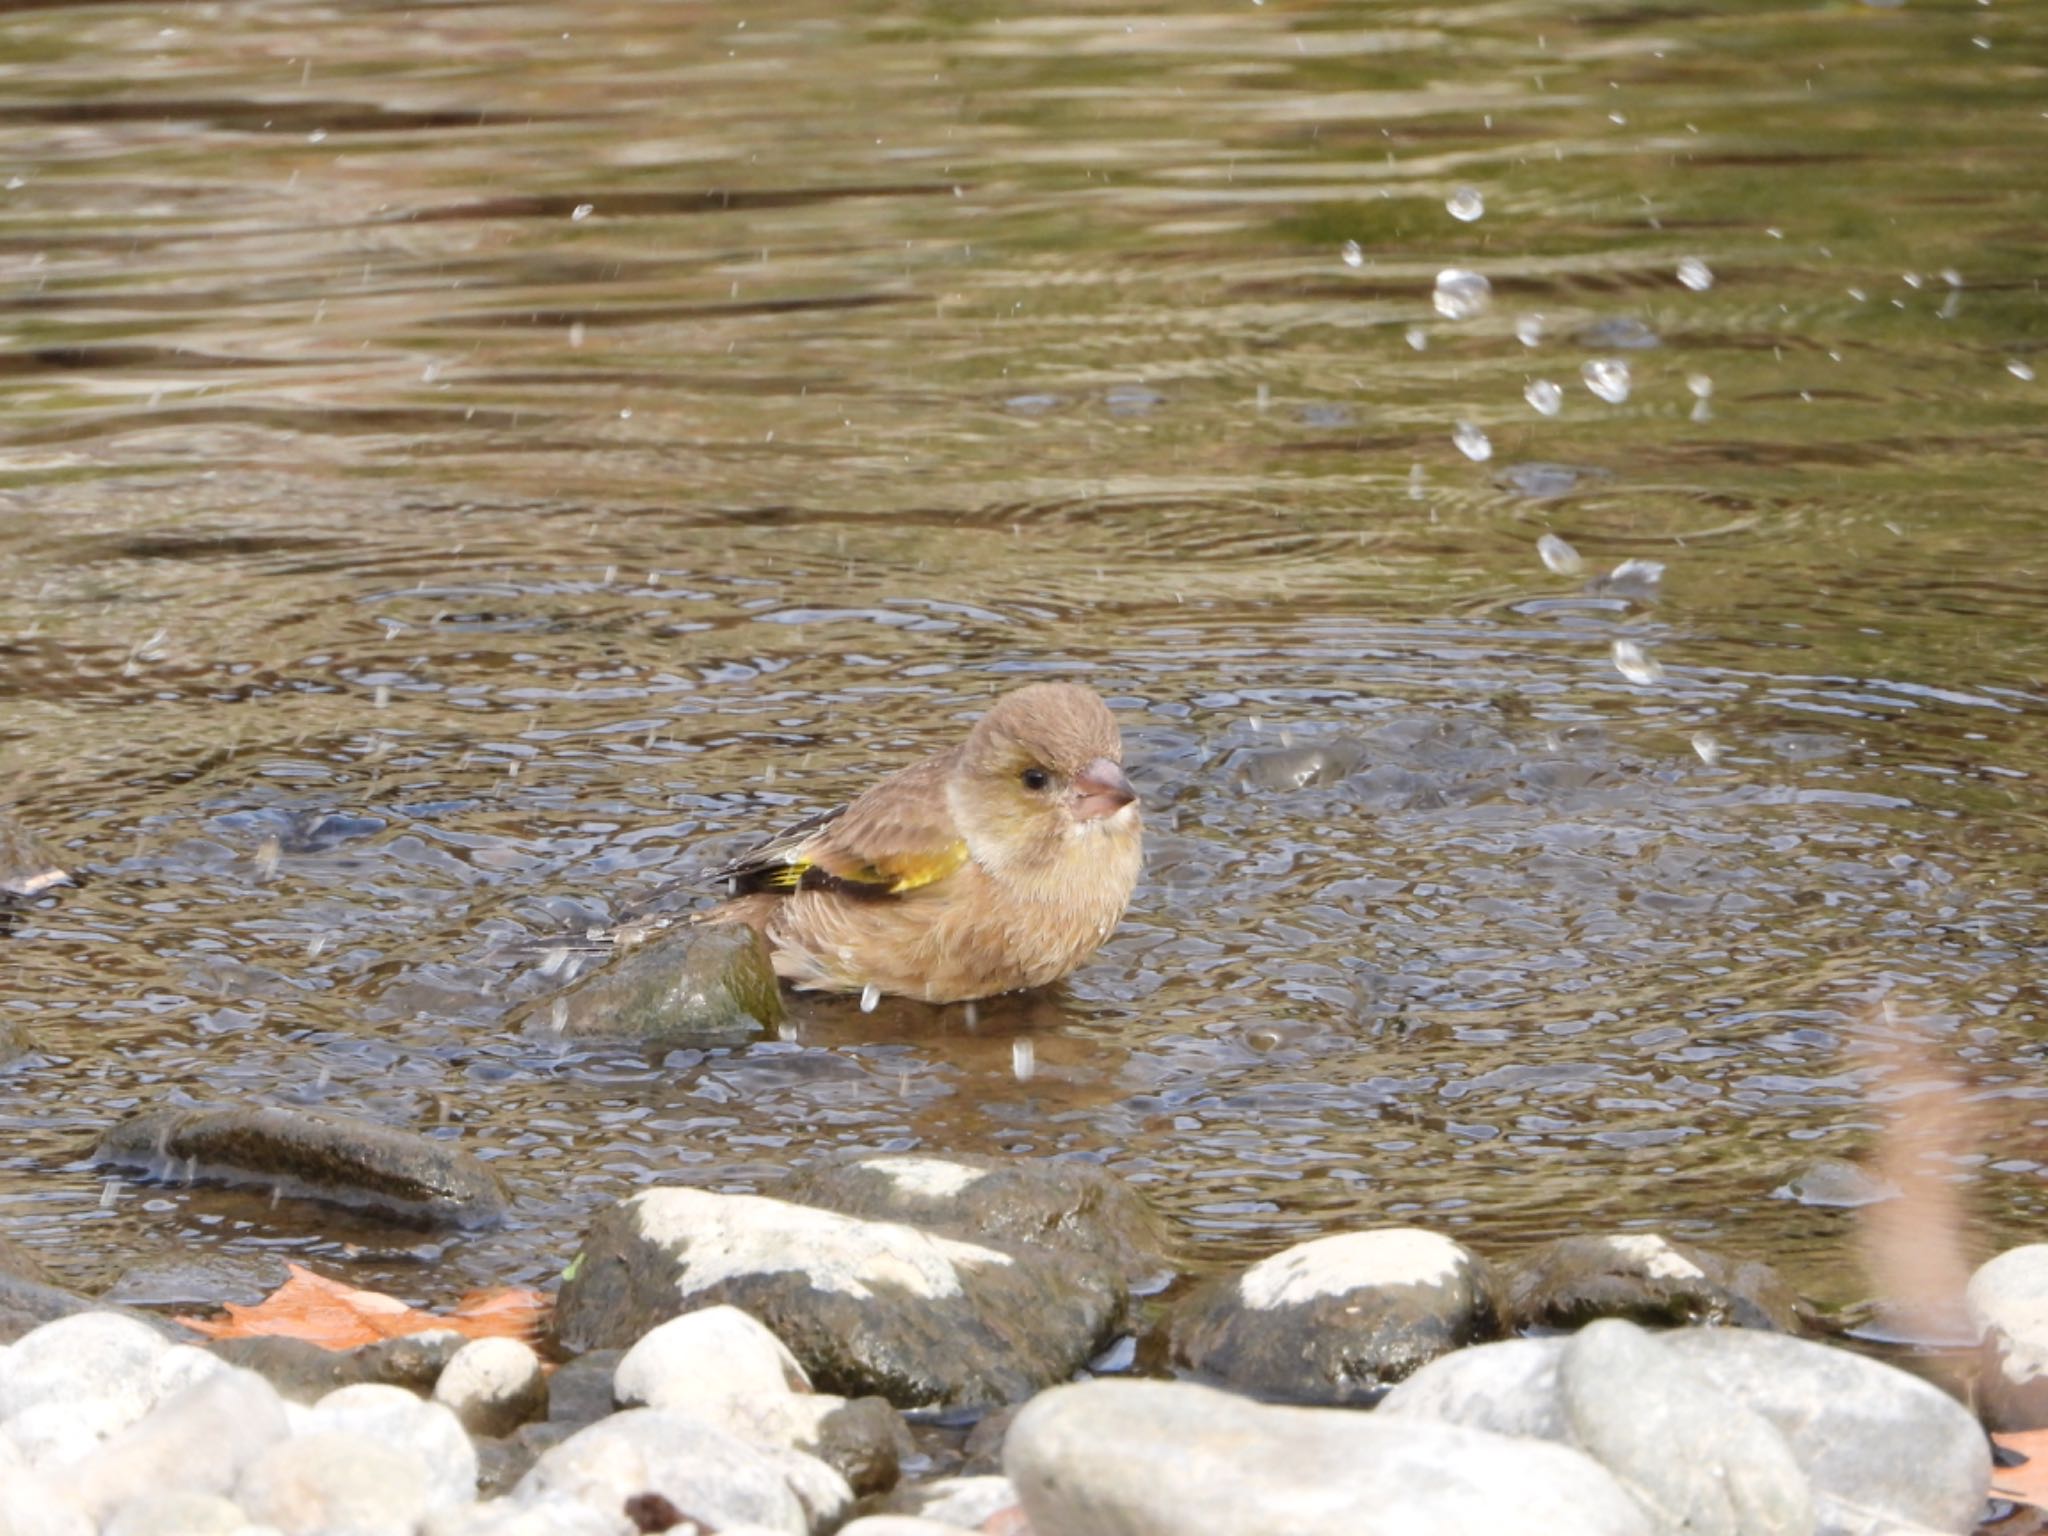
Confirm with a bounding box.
[67,1365,290,1520]
[1227,741,1367,793]
[959,1405,1021,1474]
[1509,1232,1806,1333]
[1773,1157,1900,1209]
[306,1381,478,1510]
[544,1348,625,1426]
[1383,1324,1989,1536]
[0,812,69,901]
[613,1304,811,1411]
[94,1105,509,1229]
[513,1407,851,1533]
[0,1272,185,1347]
[555,1188,1122,1408]
[1561,1320,1813,1535]
[206,1334,369,1402]
[434,1337,549,1439]
[101,1490,250,1536]
[526,923,783,1047]
[1169,1228,1504,1404]
[102,1251,291,1310]
[783,1153,1174,1291]
[1004,1378,1653,1536]
[354,1327,472,1392]
[235,1429,436,1535]
[1968,1243,2048,1429]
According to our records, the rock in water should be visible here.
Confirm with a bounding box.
[1510,1232,1806,1333]
[524,922,783,1046]
[553,1187,1124,1408]
[1004,1378,1653,1536]
[1170,1228,1504,1404]
[94,1105,508,1229]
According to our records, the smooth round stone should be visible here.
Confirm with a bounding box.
[1560,1320,1813,1536]
[1004,1378,1652,1536]
[1170,1228,1504,1404]
[1510,1233,1804,1333]
[235,1431,434,1536]
[433,1337,548,1439]
[0,1310,170,1423]
[0,1471,94,1536]
[613,1304,810,1411]
[306,1383,477,1510]
[1968,1243,2048,1429]
[102,1491,250,1536]
[68,1365,291,1519]
[418,1493,633,1536]
[694,1391,908,1497]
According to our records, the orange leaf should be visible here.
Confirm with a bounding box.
[177,1263,551,1352]
[1992,1430,2048,1511]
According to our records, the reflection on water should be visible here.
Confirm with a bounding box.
[1,0,2044,1310]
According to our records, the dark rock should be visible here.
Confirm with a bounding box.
[208,1334,370,1401]
[354,1328,469,1391]
[523,923,783,1046]
[545,1347,627,1425]
[1170,1228,1504,1405]
[554,1187,1125,1409]
[102,1251,290,1309]
[93,1105,509,1229]
[783,1153,1174,1292]
[960,1403,1021,1475]
[472,1432,539,1499]
[1004,1379,1652,1536]
[1509,1232,1806,1334]
[0,1272,186,1346]
[805,1395,912,1497]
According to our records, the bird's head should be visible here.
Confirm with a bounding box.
[948,681,1140,872]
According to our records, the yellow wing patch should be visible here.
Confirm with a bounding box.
[763,839,969,896]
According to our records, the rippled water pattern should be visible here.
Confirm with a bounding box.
[2,0,2044,1304]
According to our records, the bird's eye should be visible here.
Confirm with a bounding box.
[1020,766,1052,792]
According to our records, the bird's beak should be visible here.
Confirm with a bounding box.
[1071,757,1139,821]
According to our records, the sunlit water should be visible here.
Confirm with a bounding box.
[1,0,2044,1316]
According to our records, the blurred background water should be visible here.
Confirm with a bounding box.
[0,0,2043,1310]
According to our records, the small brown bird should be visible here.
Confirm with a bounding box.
[704,682,1142,1004]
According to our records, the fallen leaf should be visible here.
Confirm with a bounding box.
[1993,1430,2048,1511]
[177,1262,551,1351]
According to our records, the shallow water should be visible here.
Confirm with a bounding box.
[1,0,2044,1314]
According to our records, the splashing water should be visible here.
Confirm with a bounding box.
[1446,186,1484,222]
[1692,732,1726,766]
[1611,638,1665,685]
[1515,314,1545,347]
[1537,532,1584,575]
[1433,269,1493,321]
[1525,379,1563,416]
[1677,257,1715,291]
[859,983,881,1013]
[1452,421,1493,462]
[1341,240,1365,269]
[1582,358,1632,404]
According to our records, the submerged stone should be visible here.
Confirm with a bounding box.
[93,1105,509,1229]
[524,922,783,1046]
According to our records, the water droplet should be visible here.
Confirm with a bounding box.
[1677,257,1714,291]
[1433,268,1493,321]
[1692,732,1724,766]
[373,684,391,708]
[1515,314,1545,347]
[1538,532,1583,574]
[1847,287,1868,302]
[1012,1039,1036,1081]
[420,362,441,384]
[1525,379,1563,416]
[1452,421,1493,462]
[1404,326,1428,352]
[1582,358,1632,404]
[1446,185,1484,222]
[1942,268,1964,288]
[860,983,881,1013]
[2009,360,2036,382]
[1607,558,1665,596]
[568,322,586,348]
[307,129,327,143]
[571,203,594,221]
[1611,638,1665,685]
[1686,373,1714,399]
[1341,240,1365,268]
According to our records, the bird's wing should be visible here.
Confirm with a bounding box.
[710,749,969,900]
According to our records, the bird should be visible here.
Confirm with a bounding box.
[700,681,1142,1004]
